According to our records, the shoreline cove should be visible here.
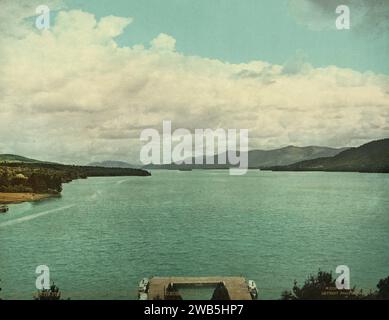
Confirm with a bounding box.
[0,192,54,205]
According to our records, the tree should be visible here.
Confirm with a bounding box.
[281,270,360,300]
[27,173,47,193]
[376,276,389,299]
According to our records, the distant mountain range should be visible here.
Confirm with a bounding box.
[144,146,348,170]
[87,160,140,169]
[2,138,388,174]
[247,146,349,168]
[264,138,389,173]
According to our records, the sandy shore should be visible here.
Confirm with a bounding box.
[0,193,53,204]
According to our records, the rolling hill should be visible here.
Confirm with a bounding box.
[144,146,348,170]
[0,154,44,163]
[264,139,389,173]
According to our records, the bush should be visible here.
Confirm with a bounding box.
[281,270,363,300]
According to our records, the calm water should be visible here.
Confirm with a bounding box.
[0,170,388,299]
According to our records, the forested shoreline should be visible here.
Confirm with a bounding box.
[0,162,150,194]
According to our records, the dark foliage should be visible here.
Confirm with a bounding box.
[281,270,389,300]
[0,162,150,194]
[376,276,389,299]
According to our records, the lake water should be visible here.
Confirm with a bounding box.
[0,170,388,299]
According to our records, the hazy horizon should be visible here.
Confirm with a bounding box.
[2,138,385,166]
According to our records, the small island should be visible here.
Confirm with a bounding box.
[0,155,151,205]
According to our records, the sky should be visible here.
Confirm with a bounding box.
[67,0,389,74]
[0,0,388,164]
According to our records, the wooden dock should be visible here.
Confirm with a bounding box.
[147,276,253,300]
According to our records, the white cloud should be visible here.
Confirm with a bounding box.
[0,5,388,164]
[150,33,176,52]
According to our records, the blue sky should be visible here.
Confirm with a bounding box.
[1,0,388,163]
[65,0,389,74]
